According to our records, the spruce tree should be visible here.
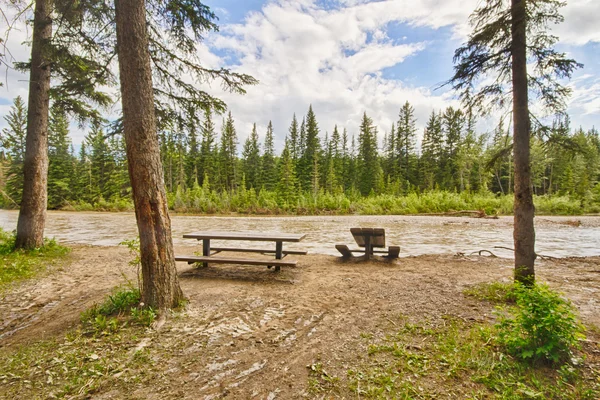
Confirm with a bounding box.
[47,107,74,208]
[448,0,582,284]
[299,106,321,193]
[357,112,381,196]
[219,111,238,192]
[420,111,443,191]
[200,109,217,186]
[261,121,277,191]
[396,101,417,189]
[185,126,200,188]
[242,123,261,189]
[441,107,465,190]
[277,139,297,205]
[1,96,28,206]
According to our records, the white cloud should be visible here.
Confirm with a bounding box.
[555,0,600,45]
[2,0,599,148]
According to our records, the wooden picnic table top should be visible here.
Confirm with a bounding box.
[182,231,306,242]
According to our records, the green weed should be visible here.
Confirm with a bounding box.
[0,228,70,287]
[347,318,598,399]
[496,283,586,364]
[464,281,517,303]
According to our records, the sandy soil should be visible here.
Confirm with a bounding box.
[1,246,599,399]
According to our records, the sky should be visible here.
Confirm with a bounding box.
[1,0,599,151]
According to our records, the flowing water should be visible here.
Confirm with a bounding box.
[0,210,598,258]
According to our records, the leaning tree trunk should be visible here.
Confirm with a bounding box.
[15,0,53,250]
[114,0,184,309]
[511,0,536,285]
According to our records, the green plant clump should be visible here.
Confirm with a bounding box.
[81,286,156,334]
[0,228,70,287]
[496,283,586,364]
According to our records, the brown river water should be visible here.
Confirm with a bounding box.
[0,210,598,258]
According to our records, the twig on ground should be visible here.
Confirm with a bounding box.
[470,250,498,257]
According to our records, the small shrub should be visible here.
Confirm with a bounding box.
[495,283,585,364]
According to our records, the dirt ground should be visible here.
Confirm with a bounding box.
[1,245,599,399]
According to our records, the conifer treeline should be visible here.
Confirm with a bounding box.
[1,96,599,213]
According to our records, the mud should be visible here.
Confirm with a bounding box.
[1,245,599,398]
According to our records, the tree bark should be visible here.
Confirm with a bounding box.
[115,0,184,309]
[15,0,53,249]
[511,0,536,284]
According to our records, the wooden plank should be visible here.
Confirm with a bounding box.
[183,231,306,242]
[335,244,353,258]
[350,228,386,248]
[209,247,307,255]
[175,255,297,267]
[343,248,395,254]
[387,246,400,259]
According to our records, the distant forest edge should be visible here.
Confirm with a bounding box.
[2,96,599,216]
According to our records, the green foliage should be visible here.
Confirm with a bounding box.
[346,318,598,399]
[80,286,156,334]
[464,281,517,303]
[0,228,70,287]
[496,283,586,364]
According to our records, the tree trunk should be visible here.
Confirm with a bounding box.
[511,0,536,284]
[115,0,184,309]
[15,0,53,250]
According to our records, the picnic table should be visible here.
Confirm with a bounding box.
[336,228,400,260]
[175,231,307,271]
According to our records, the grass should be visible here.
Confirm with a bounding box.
[0,228,70,288]
[80,286,156,334]
[0,321,155,399]
[0,286,158,399]
[343,317,599,399]
[463,281,517,303]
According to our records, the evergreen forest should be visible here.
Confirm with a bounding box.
[2,96,599,215]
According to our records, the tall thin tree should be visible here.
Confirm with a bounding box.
[115,0,183,310]
[447,0,581,284]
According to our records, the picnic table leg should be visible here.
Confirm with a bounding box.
[202,239,210,268]
[274,241,283,272]
[364,235,372,260]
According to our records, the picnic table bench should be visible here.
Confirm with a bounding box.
[175,231,307,271]
[336,228,400,260]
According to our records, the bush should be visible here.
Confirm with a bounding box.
[496,283,585,364]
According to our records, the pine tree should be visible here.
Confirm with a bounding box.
[441,107,465,190]
[357,112,381,196]
[47,107,74,208]
[396,101,417,189]
[288,114,299,163]
[200,109,217,187]
[299,105,321,193]
[261,121,277,191]
[85,122,115,202]
[185,126,200,187]
[242,123,261,189]
[277,139,297,205]
[420,111,443,191]
[1,96,27,206]
[448,0,581,284]
[219,111,238,192]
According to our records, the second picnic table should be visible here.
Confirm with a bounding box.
[176,231,307,271]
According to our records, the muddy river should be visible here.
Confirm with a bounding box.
[0,210,598,258]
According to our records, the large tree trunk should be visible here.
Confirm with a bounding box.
[115,0,184,309]
[511,0,536,284]
[15,0,53,250]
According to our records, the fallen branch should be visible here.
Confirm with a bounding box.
[470,250,498,257]
[418,210,499,219]
[493,246,558,260]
